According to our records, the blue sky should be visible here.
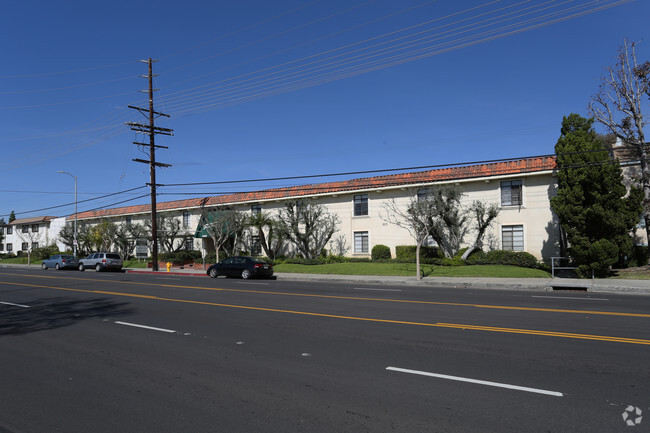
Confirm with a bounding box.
[1,0,648,219]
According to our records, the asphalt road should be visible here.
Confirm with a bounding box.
[0,268,648,432]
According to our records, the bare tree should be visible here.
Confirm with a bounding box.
[460,201,500,260]
[145,216,189,253]
[200,207,246,262]
[329,234,350,256]
[589,39,650,242]
[383,194,436,280]
[16,226,42,266]
[276,201,340,259]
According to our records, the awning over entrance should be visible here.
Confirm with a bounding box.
[194,211,230,238]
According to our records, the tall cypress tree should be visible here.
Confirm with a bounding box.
[551,114,643,276]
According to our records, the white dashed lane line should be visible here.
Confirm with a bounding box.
[0,301,30,308]
[387,366,564,397]
[114,321,177,333]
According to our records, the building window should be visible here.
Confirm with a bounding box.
[21,242,28,251]
[0,227,3,234]
[6,243,12,252]
[6,226,11,235]
[183,211,191,228]
[251,204,262,214]
[417,188,430,201]
[125,216,132,225]
[32,224,39,233]
[184,237,194,251]
[354,194,368,216]
[501,180,522,206]
[0,244,3,251]
[502,225,524,251]
[32,242,39,249]
[22,225,28,233]
[251,235,262,256]
[354,231,369,253]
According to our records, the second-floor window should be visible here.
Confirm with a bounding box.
[354,194,368,216]
[22,225,28,233]
[251,204,262,214]
[501,180,522,206]
[183,211,191,227]
[32,224,39,233]
[6,226,12,235]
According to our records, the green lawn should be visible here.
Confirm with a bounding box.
[274,262,551,278]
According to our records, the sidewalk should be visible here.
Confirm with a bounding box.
[3,262,650,295]
[123,266,650,295]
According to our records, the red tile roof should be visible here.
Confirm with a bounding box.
[74,156,556,220]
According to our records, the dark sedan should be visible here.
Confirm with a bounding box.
[41,254,78,270]
[207,256,274,279]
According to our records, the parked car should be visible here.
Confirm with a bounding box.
[78,252,123,272]
[207,256,274,279]
[41,254,78,270]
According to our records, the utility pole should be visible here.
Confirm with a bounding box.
[126,58,172,271]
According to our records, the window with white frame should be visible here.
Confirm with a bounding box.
[183,211,191,228]
[32,242,39,249]
[21,242,28,251]
[6,226,11,235]
[354,231,369,253]
[251,235,262,256]
[354,194,368,216]
[502,225,524,251]
[184,237,194,251]
[501,180,522,206]
[32,224,39,233]
[125,216,132,225]
[0,244,3,251]
[22,225,28,233]
[6,243,12,252]
[251,204,262,214]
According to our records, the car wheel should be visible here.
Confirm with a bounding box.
[55,263,60,270]
[241,269,251,279]
[41,263,47,270]
[209,268,219,278]
[95,264,102,272]
[78,263,85,271]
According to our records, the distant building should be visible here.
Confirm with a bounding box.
[0,216,67,255]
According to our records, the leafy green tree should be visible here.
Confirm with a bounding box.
[8,211,15,223]
[550,114,643,276]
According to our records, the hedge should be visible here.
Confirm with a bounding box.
[465,250,538,268]
[394,245,443,262]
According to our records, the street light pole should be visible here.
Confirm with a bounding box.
[58,171,77,257]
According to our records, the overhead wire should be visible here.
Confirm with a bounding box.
[158,0,625,116]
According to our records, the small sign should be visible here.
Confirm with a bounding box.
[135,245,148,258]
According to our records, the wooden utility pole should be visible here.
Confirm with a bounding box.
[126,58,172,271]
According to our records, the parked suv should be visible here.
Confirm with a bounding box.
[78,252,123,272]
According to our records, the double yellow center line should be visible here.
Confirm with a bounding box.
[2,274,650,346]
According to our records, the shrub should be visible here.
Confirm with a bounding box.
[31,244,60,260]
[159,250,202,265]
[395,245,442,262]
[371,244,391,261]
[625,246,648,268]
[466,250,538,268]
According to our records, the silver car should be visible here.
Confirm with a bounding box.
[41,254,78,270]
[78,252,123,272]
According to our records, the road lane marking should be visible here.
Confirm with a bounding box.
[0,301,30,308]
[353,288,403,292]
[532,296,608,301]
[1,273,646,319]
[386,367,563,397]
[114,321,176,333]
[0,280,649,346]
